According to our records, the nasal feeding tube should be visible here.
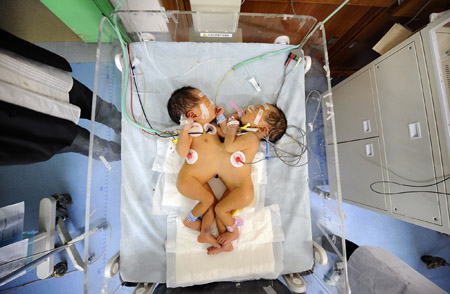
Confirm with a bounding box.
[228,100,243,118]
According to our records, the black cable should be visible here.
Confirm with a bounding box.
[131,67,153,130]
[127,44,173,139]
[243,126,310,167]
[131,65,172,139]
[370,175,450,196]
[404,0,432,28]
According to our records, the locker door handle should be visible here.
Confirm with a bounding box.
[365,144,374,157]
[363,120,371,133]
[408,122,421,139]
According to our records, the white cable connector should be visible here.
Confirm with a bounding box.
[227,118,240,127]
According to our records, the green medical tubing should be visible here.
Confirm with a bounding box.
[112,0,349,134]
[112,1,168,135]
[232,0,349,71]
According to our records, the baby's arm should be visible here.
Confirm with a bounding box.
[224,119,260,153]
[176,117,194,157]
[215,107,227,136]
[215,107,239,136]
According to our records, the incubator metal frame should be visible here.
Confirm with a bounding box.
[87,8,349,294]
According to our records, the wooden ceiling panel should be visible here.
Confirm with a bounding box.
[173,0,449,78]
[322,6,373,50]
[392,0,430,17]
[329,8,394,75]
[244,0,396,7]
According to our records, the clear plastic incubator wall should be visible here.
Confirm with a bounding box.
[87,1,349,293]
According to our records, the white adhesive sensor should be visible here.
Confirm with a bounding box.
[230,151,246,168]
[203,123,217,135]
[189,122,203,137]
[186,149,199,164]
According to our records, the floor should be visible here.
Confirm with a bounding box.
[0,56,125,294]
[0,44,449,294]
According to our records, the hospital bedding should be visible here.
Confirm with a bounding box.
[120,41,313,284]
[160,148,283,287]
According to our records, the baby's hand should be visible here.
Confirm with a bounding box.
[227,116,240,130]
[215,107,224,117]
[180,115,194,130]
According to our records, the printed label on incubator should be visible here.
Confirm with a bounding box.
[200,33,233,38]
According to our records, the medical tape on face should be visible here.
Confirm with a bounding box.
[263,103,270,110]
[197,91,205,97]
[247,105,255,113]
[199,103,210,119]
[253,109,264,125]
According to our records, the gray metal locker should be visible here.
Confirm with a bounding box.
[338,138,387,210]
[333,68,379,143]
[374,42,441,225]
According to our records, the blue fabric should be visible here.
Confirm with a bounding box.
[216,113,226,125]
[187,211,197,222]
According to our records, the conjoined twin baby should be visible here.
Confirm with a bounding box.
[167,86,287,255]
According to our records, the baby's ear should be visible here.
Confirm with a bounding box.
[259,126,269,135]
[186,110,197,119]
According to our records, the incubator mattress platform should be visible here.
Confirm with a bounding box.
[120,41,313,284]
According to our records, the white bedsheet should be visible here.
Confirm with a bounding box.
[120,41,313,283]
[156,143,283,287]
[166,205,284,287]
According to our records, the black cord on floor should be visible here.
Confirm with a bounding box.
[370,175,450,196]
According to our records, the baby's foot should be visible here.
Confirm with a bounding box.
[217,229,239,245]
[207,243,233,255]
[198,232,220,248]
[183,217,201,232]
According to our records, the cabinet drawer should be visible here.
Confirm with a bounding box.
[374,41,442,225]
[333,68,379,143]
[338,138,387,210]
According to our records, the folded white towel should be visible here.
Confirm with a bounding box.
[166,204,284,287]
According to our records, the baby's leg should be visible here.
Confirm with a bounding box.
[177,172,215,231]
[207,189,234,255]
[215,186,254,245]
[197,183,220,248]
[216,189,230,234]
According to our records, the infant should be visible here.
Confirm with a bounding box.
[207,103,287,255]
[167,86,223,248]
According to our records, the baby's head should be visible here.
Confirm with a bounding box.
[167,86,215,124]
[241,103,287,143]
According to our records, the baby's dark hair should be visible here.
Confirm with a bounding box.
[167,86,199,124]
[265,104,287,143]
